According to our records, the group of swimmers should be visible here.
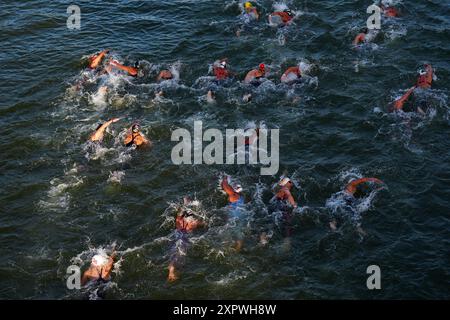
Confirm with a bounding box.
[169,173,386,282]
[76,1,434,288]
[351,2,436,115]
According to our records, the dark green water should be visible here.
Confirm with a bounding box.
[0,0,449,299]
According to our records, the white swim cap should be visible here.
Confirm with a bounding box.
[279,177,291,187]
[234,184,243,193]
[92,254,107,267]
[190,200,200,207]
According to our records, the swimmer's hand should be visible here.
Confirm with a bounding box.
[110,118,121,123]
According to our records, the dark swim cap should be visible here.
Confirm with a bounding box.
[132,123,141,133]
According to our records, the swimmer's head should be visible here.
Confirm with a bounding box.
[419,69,427,76]
[284,9,293,17]
[220,60,227,69]
[91,254,107,267]
[279,177,292,187]
[233,184,243,193]
[190,200,200,207]
[131,123,141,133]
[259,63,266,72]
[244,2,253,9]
[134,60,140,69]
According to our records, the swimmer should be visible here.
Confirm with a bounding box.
[390,65,434,113]
[81,251,116,286]
[107,59,140,77]
[236,2,260,36]
[329,177,384,233]
[213,59,231,81]
[244,63,266,84]
[416,64,433,89]
[271,177,297,250]
[380,2,400,17]
[345,177,384,196]
[243,2,259,20]
[281,65,302,84]
[268,9,295,27]
[221,175,245,251]
[157,69,173,82]
[168,196,206,282]
[353,27,368,46]
[89,118,121,142]
[274,177,298,208]
[88,49,109,69]
[123,123,151,148]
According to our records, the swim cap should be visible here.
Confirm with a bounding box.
[279,177,291,187]
[284,9,293,16]
[234,184,243,193]
[220,60,227,68]
[191,200,200,207]
[259,63,265,71]
[419,69,427,75]
[244,2,252,9]
[134,60,140,69]
[132,123,141,133]
[92,254,107,267]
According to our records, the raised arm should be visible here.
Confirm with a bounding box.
[345,177,384,194]
[101,252,116,280]
[89,50,109,69]
[221,176,236,197]
[109,60,138,76]
[286,190,297,208]
[393,86,416,111]
[90,118,120,142]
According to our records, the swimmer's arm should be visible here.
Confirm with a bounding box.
[221,177,236,196]
[90,118,120,142]
[287,191,297,208]
[364,177,384,185]
[134,134,151,147]
[345,179,362,194]
[89,50,109,69]
[110,61,137,75]
[81,268,94,286]
[393,86,415,110]
[345,177,383,193]
[123,133,133,146]
[101,253,116,280]
[276,189,297,207]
